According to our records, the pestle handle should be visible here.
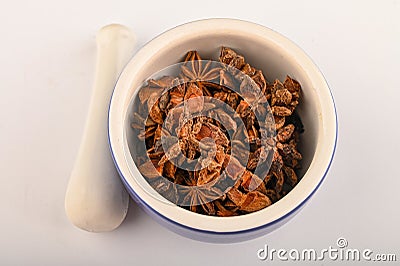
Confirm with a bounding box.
[65,24,136,232]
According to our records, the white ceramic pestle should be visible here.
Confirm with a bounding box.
[65,24,136,232]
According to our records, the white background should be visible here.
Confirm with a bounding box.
[1,0,399,265]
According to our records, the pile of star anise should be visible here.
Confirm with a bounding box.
[131,47,303,216]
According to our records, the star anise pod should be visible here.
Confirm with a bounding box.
[219,47,268,95]
[181,51,221,82]
[179,173,222,215]
[270,76,301,116]
[227,187,272,213]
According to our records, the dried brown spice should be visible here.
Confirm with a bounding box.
[181,51,221,82]
[131,47,304,216]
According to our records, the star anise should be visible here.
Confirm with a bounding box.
[227,187,272,213]
[181,51,221,82]
[132,47,305,217]
[219,47,268,95]
[179,173,222,215]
